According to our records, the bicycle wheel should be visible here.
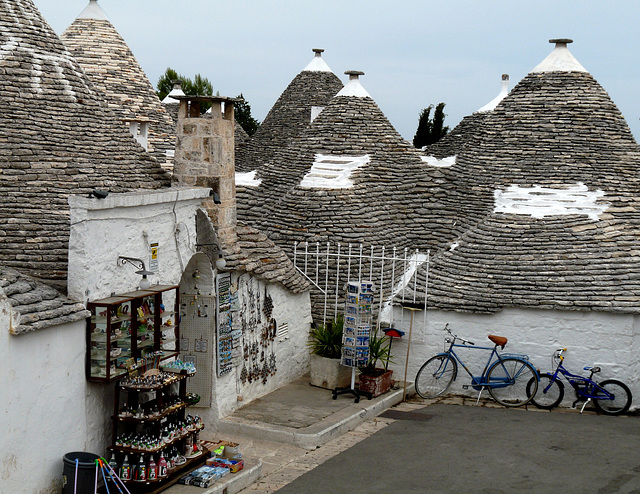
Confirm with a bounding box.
[487,357,537,407]
[415,355,457,399]
[593,379,632,415]
[527,373,564,410]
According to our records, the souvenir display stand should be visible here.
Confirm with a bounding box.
[332,281,375,403]
[86,285,181,382]
[109,366,209,493]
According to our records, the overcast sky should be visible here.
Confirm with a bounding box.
[34,1,640,142]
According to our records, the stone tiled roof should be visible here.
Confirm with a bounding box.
[224,223,310,294]
[0,0,169,291]
[422,112,488,159]
[1,268,90,335]
[235,51,343,173]
[404,42,640,314]
[237,77,459,257]
[61,2,176,168]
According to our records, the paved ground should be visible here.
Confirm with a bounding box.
[274,401,640,493]
[165,378,640,494]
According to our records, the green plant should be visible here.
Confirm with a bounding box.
[360,330,394,376]
[308,315,344,359]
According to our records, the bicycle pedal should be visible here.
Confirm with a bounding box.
[462,385,469,390]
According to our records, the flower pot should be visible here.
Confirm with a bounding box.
[358,369,393,397]
[309,354,352,389]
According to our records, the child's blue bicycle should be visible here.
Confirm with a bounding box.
[527,348,632,415]
[415,324,539,407]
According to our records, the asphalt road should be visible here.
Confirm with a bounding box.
[276,404,640,493]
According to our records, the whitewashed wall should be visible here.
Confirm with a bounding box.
[0,303,93,494]
[68,187,313,429]
[68,188,210,302]
[210,281,312,424]
[385,307,639,410]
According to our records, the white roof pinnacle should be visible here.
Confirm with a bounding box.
[302,48,333,73]
[531,38,588,74]
[76,0,109,21]
[336,71,371,98]
[161,82,185,104]
[477,74,510,113]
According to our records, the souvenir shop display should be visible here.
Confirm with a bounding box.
[333,281,375,402]
[86,285,180,383]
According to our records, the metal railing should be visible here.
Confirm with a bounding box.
[293,242,429,329]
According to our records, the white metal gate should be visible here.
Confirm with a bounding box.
[292,242,429,329]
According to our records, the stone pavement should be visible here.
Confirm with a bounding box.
[166,378,638,493]
[164,376,412,494]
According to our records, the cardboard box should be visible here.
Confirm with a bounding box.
[207,456,243,473]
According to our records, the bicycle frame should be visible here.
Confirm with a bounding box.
[437,330,531,391]
[544,356,615,402]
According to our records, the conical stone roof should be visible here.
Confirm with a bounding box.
[407,39,640,314]
[239,71,459,253]
[235,49,343,173]
[61,0,176,168]
[0,0,169,290]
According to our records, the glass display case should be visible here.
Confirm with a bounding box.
[86,285,180,382]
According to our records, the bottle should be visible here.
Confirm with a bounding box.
[158,453,168,478]
[108,453,118,473]
[148,455,157,481]
[137,454,147,482]
[120,455,130,481]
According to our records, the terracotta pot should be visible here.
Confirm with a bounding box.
[358,369,393,397]
[309,354,352,389]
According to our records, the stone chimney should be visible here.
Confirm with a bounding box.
[173,95,237,244]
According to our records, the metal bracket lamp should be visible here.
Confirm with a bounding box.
[118,256,154,290]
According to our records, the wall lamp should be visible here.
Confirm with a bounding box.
[118,256,154,290]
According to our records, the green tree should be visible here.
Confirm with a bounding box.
[413,102,450,148]
[234,94,260,136]
[156,68,260,132]
[156,68,214,112]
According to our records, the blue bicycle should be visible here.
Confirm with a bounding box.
[415,324,538,407]
[527,348,632,415]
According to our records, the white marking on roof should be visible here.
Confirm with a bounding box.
[336,78,371,98]
[494,183,608,220]
[531,44,587,73]
[300,154,370,189]
[235,170,262,187]
[421,155,456,167]
[0,34,84,97]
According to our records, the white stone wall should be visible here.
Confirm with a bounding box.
[0,304,94,494]
[68,188,210,302]
[209,279,312,425]
[385,307,639,409]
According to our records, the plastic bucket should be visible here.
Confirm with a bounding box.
[62,452,102,494]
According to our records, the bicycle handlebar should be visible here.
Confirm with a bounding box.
[443,324,474,346]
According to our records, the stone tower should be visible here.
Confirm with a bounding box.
[173,95,237,244]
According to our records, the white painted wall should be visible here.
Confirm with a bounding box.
[385,307,639,410]
[0,303,94,494]
[68,188,210,302]
[209,278,312,425]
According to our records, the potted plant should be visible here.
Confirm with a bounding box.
[308,315,351,389]
[358,330,395,397]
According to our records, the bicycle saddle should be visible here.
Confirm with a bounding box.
[488,335,507,349]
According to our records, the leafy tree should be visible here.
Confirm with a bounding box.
[234,94,260,136]
[413,102,450,148]
[156,68,260,134]
[156,68,214,112]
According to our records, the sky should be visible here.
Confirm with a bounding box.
[34,1,640,142]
